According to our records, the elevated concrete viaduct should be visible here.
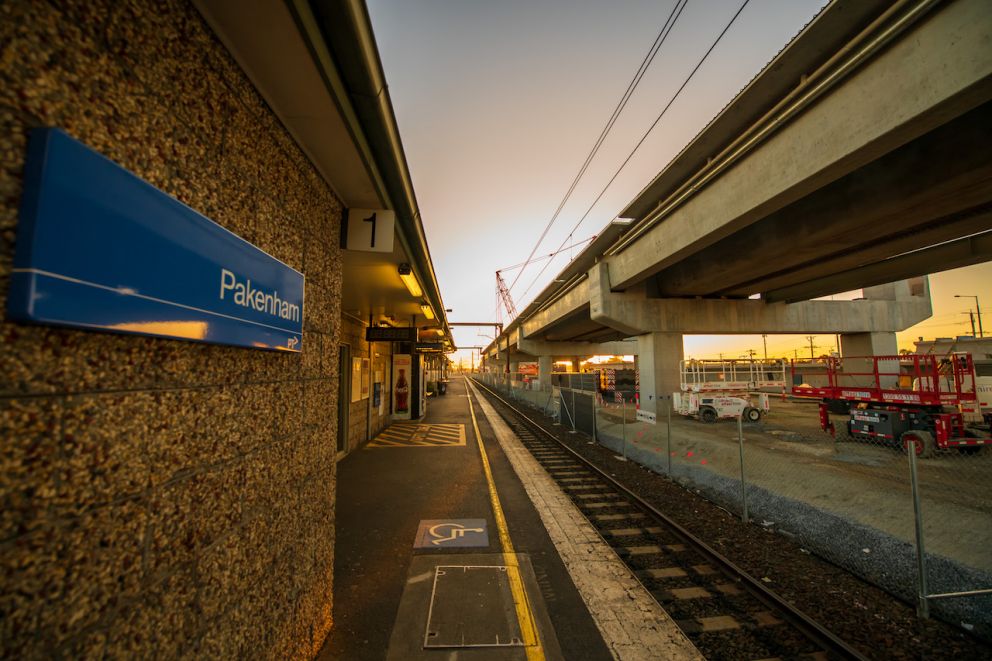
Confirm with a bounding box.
[487,266,930,414]
[608,0,992,296]
[485,0,990,415]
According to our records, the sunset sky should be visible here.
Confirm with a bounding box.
[366,0,990,365]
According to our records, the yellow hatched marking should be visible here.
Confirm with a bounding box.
[371,439,408,447]
[366,423,466,448]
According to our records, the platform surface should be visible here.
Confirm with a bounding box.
[316,377,612,660]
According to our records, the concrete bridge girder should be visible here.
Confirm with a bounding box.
[520,279,590,339]
[587,262,932,415]
[607,0,992,292]
[589,263,931,336]
[657,105,992,299]
[515,336,637,360]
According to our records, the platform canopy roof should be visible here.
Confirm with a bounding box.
[194,0,452,349]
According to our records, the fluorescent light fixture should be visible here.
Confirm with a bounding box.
[398,263,422,297]
[610,217,634,226]
[420,302,435,320]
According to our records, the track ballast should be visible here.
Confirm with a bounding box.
[472,378,866,661]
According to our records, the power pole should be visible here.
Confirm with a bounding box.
[745,349,757,360]
[954,295,983,338]
[761,334,768,360]
[805,335,818,360]
[964,311,977,337]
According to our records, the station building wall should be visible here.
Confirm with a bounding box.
[339,316,393,453]
[1,0,342,657]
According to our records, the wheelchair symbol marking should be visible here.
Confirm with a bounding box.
[414,519,489,548]
[429,523,485,546]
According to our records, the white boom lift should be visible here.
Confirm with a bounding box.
[673,358,787,422]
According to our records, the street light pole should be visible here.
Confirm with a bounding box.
[955,295,983,338]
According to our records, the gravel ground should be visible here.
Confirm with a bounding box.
[488,387,992,660]
[592,425,992,642]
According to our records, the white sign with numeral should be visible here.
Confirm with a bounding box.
[346,208,395,253]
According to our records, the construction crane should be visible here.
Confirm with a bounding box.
[494,234,596,324]
[496,271,518,323]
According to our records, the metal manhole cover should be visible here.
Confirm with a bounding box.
[424,565,524,648]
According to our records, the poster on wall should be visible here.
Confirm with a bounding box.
[418,354,426,418]
[375,369,384,415]
[351,357,363,403]
[392,354,412,420]
[361,358,370,399]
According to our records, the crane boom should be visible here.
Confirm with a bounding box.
[495,271,518,320]
[493,233,596,323]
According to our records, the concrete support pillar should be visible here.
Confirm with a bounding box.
[841,332,899,388]
[509,361,520,375]
[840,332,898,357]
[636,332,684,416]
[570,357,581,373]
[538,355,553,391]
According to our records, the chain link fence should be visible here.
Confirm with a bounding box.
[471,370,992,638]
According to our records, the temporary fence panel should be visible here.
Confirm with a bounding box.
[552,372,598,392]
[573,391,595,437]
[477,369,992,637]
[910,434,992,629]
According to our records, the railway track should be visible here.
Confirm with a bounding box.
[471,378,868,661]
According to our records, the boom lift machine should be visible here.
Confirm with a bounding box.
[793,353,992,457]
[673,358,785,422]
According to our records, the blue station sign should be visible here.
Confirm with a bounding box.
[8,129,304,351]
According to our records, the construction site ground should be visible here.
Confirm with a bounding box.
[593,397,992,575]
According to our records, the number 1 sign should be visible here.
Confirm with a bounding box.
[345,208,395,253]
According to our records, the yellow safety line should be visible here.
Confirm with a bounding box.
[466,379,545,661]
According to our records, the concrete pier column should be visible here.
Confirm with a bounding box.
[570,357,582,373]
[636,332,684,416]
[841,332,899,388]
[538,355,553,391]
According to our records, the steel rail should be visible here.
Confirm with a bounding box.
[472,377,869,661]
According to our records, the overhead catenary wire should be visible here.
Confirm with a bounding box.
[517,0,752,304]
[505,0,689,296]
[497,235,596,274]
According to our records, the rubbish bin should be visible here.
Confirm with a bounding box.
[438,380,447,395]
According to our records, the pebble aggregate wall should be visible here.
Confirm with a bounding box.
[1,0,343,657]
